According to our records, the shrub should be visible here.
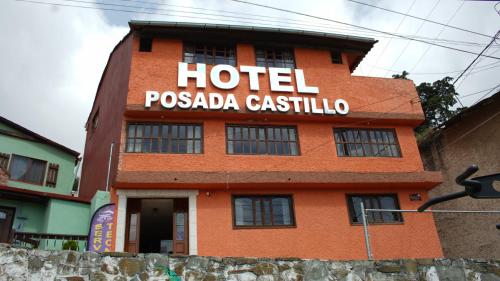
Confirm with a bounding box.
[62,240,79,251]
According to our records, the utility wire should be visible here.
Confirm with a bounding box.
[471,83,500,106]
[409,1,465,73]
[14,0,498,49]
[230,0,500,60]
[384,0,441,77]
[453,46,500,91]
[367,60,500,75]
[368,0,417,75]
[347,0,494,39]
[453,31,500,86]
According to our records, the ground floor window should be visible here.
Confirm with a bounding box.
[232,195,295,228]
[347,194,403,224]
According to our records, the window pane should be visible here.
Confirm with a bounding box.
[254,200,262,225]
[185,43,236,65]
[136,125,143,137]
[127,123,202,154]
[350,196,363,223]
[349,195,402,224]
[334,129,401,158]
[128,125,136,137]
[263,199,272,225]
[194,140,202,153]
[134,139,142,152]
[176,213,185,240]
[290,142,298,155]
[129,213,137,241]
[235,198,254,226]
[126,139,135,152]
[178,140,187,153]
[9,155,46,185]
[227,126,298,155]
[271,198,292,225]
[195,126,201,138]
[144,125,151,137]
[151,139,159,152]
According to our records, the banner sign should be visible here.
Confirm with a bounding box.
[87,203,115,252]
[145,63,349,116]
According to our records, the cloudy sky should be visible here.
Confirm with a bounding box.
[1,0,499,154]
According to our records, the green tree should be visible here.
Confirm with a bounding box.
[392,71,462,135]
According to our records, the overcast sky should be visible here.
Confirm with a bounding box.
[1,0,499,154]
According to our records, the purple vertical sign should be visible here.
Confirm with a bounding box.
[87,203,115,252]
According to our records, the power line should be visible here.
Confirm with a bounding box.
[347,0,494,39]
[453,45,500,91]
[366,60,500,75]
[14,0,499,50]
[453,31,500,86]
[368,0,417,75]
[384,0,441,77]
[471,83,500,106]
[409,1,465,73]
[230,0,500,60]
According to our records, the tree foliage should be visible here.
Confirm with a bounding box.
[392,71,463,135]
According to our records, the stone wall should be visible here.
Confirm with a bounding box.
[0,245,499,281]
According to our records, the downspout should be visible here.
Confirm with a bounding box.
[105,142,114,192]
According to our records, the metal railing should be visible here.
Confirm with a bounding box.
[11,231,88,251]
[359,202,500,260]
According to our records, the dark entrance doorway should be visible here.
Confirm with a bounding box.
[0,206,15,243]
[125,198,188,254]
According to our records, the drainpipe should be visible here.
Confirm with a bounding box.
[105,142,114,192]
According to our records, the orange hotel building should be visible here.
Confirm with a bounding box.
[79,21,444,260]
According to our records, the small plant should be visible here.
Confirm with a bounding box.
[62,240,79,251]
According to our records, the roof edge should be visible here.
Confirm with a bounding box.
[128,20,377,44]
[0,116,80,158]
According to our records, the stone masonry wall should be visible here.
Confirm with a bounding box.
[0,245,499,281]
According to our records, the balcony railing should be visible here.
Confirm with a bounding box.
[11,231,88,251]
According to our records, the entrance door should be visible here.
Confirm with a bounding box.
[172,199,188,255]
[125,199,141,253]
[0,207,15,243]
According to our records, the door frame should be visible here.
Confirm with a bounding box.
[0,206,15,243]
[115,189,198,254]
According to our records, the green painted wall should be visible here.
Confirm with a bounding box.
[0,199,46,233]
[0,122,78,196]
[44,199,90,235]
[41,199,90,251]
[90,191,111,215]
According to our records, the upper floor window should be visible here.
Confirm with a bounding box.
[226,125,299,156]
[183,43,236,66]
[233,195,295,228]
[331,51,343,64]
[255,47,295,68]
[9,154,47,186]
[347,194,403,224]
[139,37,152,52]
[334,128,401,157]
[126,123,203,154]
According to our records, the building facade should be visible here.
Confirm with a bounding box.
[80,21,443,260]
[419,92,500,258]
[0,116,90,249]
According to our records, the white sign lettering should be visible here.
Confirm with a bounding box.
[147,63,349,116]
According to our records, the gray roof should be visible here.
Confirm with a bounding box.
[129,20,376,44]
